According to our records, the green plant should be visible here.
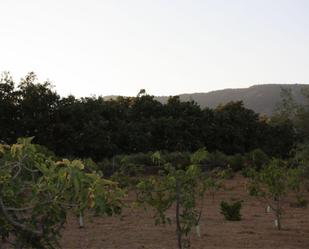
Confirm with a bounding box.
[217,166,234,179]
[205,175,222,203]
[287,166,307,208]
[111,155,145,184]
[0,137,124,248]
[244,149,269,171]
[241,165,256,178]
[220,200,243,221]
[291,144,309,191]
[162,151,191,169]
[290,196,308,208]
[190,148,210,164]
[248,159,291,230]
[227,154,244,172]
[137,164,208,249]
[207,151,228,168]
[151,151,164,167]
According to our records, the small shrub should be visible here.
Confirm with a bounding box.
[227,154,244,172]
[218,167,234,179]
[82,158,98,172]
[245,149,269,171]
[207,151,228,168]
[290,196,308,208]
[287,166,308,208]
[190,147,210,164]
[220,200,243,221]
[296,196,308,208]
[162,151,191,169]
[205,175,222,202]
[241,166,256,178]
[121,152,153,167]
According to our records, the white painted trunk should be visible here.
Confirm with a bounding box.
[267,205,271,213]
[195,225,201,238]
[274,219,278,228]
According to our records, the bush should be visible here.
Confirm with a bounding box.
[220,200,243,221]
[190,147,210,164]
[120,152,153,167]
[244,149,269,171]
[82,158,98,172]
[217,167,234,179]
[207,150,228,168]
[227,153,244,172]
[290,196,308,208]
[297,196,308,208]
[241,166,256,178]
[162,151,191,169]
[97,152,155,176]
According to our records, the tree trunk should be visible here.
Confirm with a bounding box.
[79,211,84,228]
[276,215,281,230]
[176,180,182,249]
[275,199,281,230]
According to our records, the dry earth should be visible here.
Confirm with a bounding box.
[60,175,309,249]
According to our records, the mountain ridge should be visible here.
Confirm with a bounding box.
[104,84,308,116]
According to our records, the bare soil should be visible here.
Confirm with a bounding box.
[60,175,309,249]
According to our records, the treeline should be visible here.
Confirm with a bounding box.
[0,72,298,160]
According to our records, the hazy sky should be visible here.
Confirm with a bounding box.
[1,0,309,97]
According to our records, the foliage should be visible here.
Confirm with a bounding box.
[273,87,300,122]
[161,151,191,169]
[244,149,269,171]
[190,148,210,165]
[110,160,144,190]
[216,166,234,179]
[0,72,296,160]
[151,151,163,167]
[272,86,309,149]
[204,174,223,202]
[290,196,308,208]
[288,143,309,194]
[137,164,209,249]
[82,158,99,172]
[247,159,296,230]
[0,138,124,249]
[213,101,263,154]
[227,153,244,172]
[291,143,309,169]
[241,165,256,178]
[205,151,228,169]
[287,165,308,208]
[220,200,243,221]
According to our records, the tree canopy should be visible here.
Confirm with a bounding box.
[0,72,300,160]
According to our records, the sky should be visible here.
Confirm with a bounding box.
[0,0,309,97]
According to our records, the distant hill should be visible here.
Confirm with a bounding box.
[105,84,309,116]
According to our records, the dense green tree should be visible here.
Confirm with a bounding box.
[0,72,19,144]
[212,101,262,154]
[16,73,60,148]
[0,72,299,161]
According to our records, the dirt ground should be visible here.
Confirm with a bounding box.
[60,175,309,249]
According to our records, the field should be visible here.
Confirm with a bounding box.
[60,175,309,249]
